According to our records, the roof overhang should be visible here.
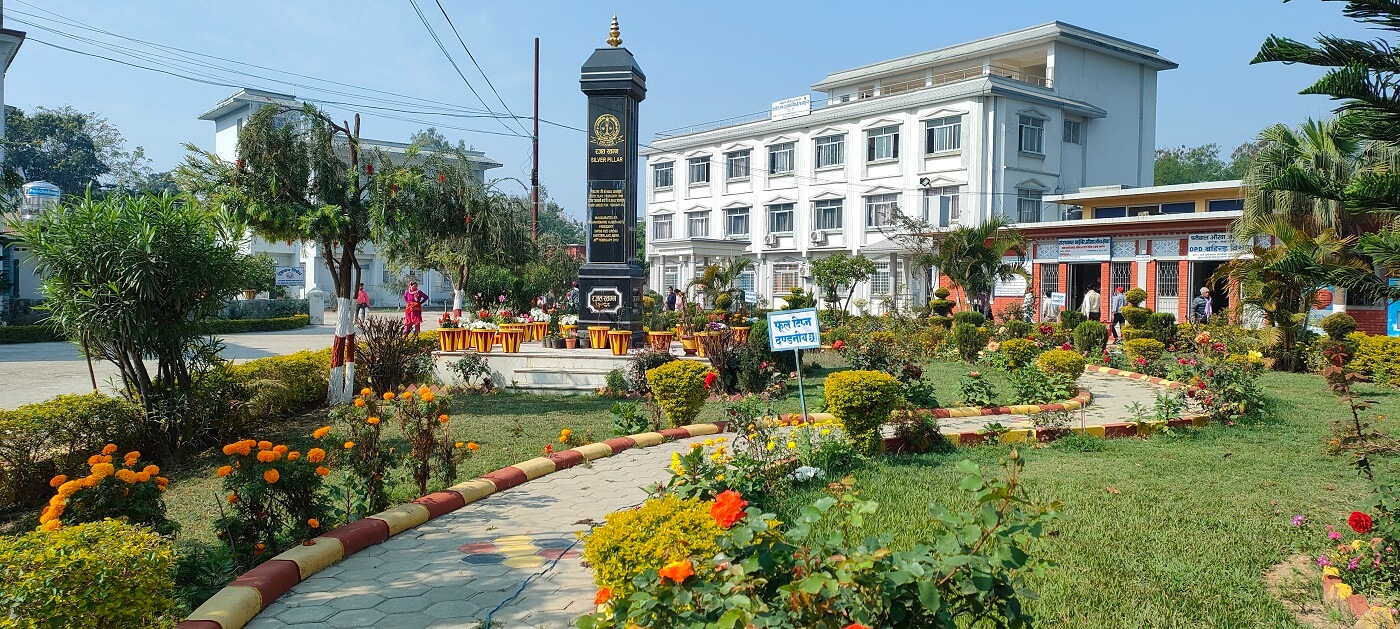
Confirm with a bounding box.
[198,88,299,121]
[1045,180,1243,204]
[0,28,25,72]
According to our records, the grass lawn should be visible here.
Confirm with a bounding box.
[774,371,1399,627]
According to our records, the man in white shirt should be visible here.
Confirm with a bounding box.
[1080,287,1101,324]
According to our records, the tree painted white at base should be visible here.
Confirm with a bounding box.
[327,297,356,405]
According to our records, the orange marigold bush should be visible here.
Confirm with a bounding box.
[40,444,174,535]
[213,436,331,571]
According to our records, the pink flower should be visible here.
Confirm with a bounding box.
[1291,514,1305,527]
[1061,342,1072,350]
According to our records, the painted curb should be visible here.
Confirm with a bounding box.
[177,422,726,629]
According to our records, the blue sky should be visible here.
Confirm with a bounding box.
[3,0,1374,219]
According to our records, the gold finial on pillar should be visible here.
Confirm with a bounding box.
[607,15,622,47]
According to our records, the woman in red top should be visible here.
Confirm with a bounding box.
[402,281,428,333]
[355,283,370,322]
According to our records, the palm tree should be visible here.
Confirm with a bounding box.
[932,217,1029,311]
[690,257,754,310]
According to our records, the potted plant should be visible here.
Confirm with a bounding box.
[560,313,579,340]
[543,333,561,349]
[436,313,468,351]
[467,319,498,353]
[563,331,578,349]
[607,318,633,357]
[646,309,676,352]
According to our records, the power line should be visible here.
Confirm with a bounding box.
[432,0,532,137]
[405,0,528,138]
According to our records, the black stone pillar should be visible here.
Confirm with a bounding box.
[579,18,646,345]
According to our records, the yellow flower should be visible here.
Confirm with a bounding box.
[716,474,725,481]
[134,471,151,483]
[455,441,464,448]
[421,391,435,403]
[821,428,831,435]
[786,441,797,450]
[116,468,138,484]
[1335,582,1354,599]
[399,391,414,400]
[360,387,372,396]
[1352,539,1365,551]
[766,441,775,451]
[418,385,432,396]
[40,519,61,532]
[704,439,714,447]
[90,462,115,479]
[467,442,479,451]
[1323,566,1340,578]
[1247,350,1263,363]
[367,416,381,425]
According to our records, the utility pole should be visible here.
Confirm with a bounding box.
[532,36,540,241]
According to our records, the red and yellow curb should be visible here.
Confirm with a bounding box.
[177,422,725,629]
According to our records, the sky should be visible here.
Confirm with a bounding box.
[2,0,1377,220]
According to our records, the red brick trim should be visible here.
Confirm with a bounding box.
[549,449,586,470]
[229,560,301,606]
[603,437,637,453]
[413,491,466,518]
[658,427,692,440]
[322,517,390,556]
[482,466,529,491]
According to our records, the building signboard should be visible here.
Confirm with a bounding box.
[274,266,304,287]
[1057,237,1112,262]
[1187,232,1246,261]
[767,308,821,351]
[587,287,623,315]
[993,257,1032,297]
[770,95,811,121]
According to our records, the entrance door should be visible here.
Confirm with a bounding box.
[1066,263,1102,316]
[1191,260,1229,321]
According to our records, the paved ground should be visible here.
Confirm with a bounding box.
[0,311,442,409]
[936,371,1169,433]
[245,436,700,629]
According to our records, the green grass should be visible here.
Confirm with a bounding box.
[773,371,1399,628]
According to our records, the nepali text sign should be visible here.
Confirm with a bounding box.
[274,266,304,287]
[587,286,623,315]
[1057,237,1111,262]
[771,95,811,121]
[1187,233,1246,261]
[767,308,821,351]
[993,257,1032,297]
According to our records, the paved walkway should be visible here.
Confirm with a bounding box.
[246,436,700,629]
[936,371,1167,433]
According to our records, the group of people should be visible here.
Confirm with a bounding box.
[1036,284,1215,343]
[663,286,687,311]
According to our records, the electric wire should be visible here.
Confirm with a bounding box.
[405,0,529,138]
[432,0,533,137]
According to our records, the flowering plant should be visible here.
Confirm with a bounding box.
[467,319,498,330]
[213,437,332,569]
[329,388,397,518]
[561,314,579,325]
[40,444,173,534]
[438,313,460,329]
[392,385,465,497]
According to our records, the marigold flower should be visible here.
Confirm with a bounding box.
[49,475,67,488]
[344,441,355,449]
[361,387,372,396]
[307,448,326,463]
[55,481,80,498]
[143,465,160,476]
[134,471,151,483]
[1350,511,1374,535]
[91,462,115,479]
[710,490,748,528]
[228,493,240,504]
[455,441,464,448]
[116,469,137,484]
[467,442,479,451]
[273,445,288,455]
[419,385,432,395]
[101,444,118,455]
[355,398,366,408]
[287,451,300,461]
[257,440,273,451]
[48,494,65,506]
[439,414,450,423]
[561,428,573,440]
[264,469,280,483]
[254,543,265,555]
[156,477,168,487]
[422,391,436,403]
[78,476,97,488]
[87,454,103,466]
[221,443,236,456]
[41,519,61,532]
[367,416,380,426]
[383,391,396,400]
[400,391,414,400]
[316,466,330,476]
[236,441,254,456]
[658,559,694,584]
[594,587,612,604]
[313,426,332,439]
[308,518,320,529]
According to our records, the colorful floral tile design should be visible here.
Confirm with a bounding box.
[457,533,581,570]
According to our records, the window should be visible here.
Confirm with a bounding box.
[813,199,844,231]
[653,162,674,189]
[1162,202,1195,214]
[1040,264,1059,294]
[725,150,750,180]
[1094,206,1127,219]
[686,211,709,238]
[687,157,710,185]
[652,214,673,240]
[1019,116,1045,154]
[815,135,845,169]
[736,271,755,300]
[768,142,795,175]
[924,116,962,153]
[1111,262,1132,294]
[1016,189,1042,223]
[773,263,800,295]
[872,261,892,295]
[1156,262,1179,298]
[767,203,794,234]
[663,265,679,292]
[923,186,960,227]
[1063,120,1082,144]
[866,125,899,162]
[865,193,899,228]
[1208,199,1244,212]
[724,207,750,238]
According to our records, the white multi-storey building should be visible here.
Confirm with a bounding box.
[642,22,1175,310]
[198,88,502,306]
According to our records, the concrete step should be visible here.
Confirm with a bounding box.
[505,381,599,395]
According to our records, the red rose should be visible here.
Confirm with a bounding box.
[1350,511,1374,535]
[1061,342,1072,350]
[710,490,748,528]
[438,173,446,183]
[704,372,718,390]
[845,624,871,629]
[832,340,845,350]
[366,163,373,175]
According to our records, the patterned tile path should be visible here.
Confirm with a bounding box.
[245,435,704,629]
[935,371,1165,433]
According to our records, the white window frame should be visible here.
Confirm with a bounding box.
[864,193,899,229]
[663,265,680,292]
[725,150,750,181]
[652,161,674,189]
[922,186,960,227]
[1019,116,1045,155]
[814,135,845,169]
[813,199,844,232]
[686,210,709,238]
[768,142,796,175]
[1016,189,1043,223]
[866,125,900,162]
[767,203,794,235]
[924,115,962,154]
[687,156,710,186]
[652,214,674,240]
[773,262,800,295]
[724,206,751,238]
[871,261,892,296]
[1063,120,1082,145]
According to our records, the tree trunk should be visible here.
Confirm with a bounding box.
[452,289,465,318]
[325,239,358,405]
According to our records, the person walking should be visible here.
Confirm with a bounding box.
[1080,286,1101,323]
[665,286,677,311]
[674,288,687,312]
[355,283,370,322]
[1109,286,1127,342]
[1039,289,1059,323]
[402,280,429,334]
[1192,287,1213,324]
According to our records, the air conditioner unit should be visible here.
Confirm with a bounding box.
[809,231,827,245]
[764,233,778,247]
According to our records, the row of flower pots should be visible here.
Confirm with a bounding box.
[437,324,753,357]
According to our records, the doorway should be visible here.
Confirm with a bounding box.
[1191,260,1229,322]
[1065,263,1102,315]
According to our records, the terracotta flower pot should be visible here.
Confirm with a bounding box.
[500,329,524,353]
[647,331,674,352]
[564,337,578,349]
[731,326,751,344]
[607,330,632,356]
[587,326,611,350]
[561,324,578,339]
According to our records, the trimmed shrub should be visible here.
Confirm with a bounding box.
[952,311,986,327]
[1037,349,1087,378]
[1145,312,1177,345]
[0,519,177,628]
[224,298,308,320]
[1321,312,1358,340]
[825,370,901,455]
[928,315,953,330]
[228,349,332,420]
[999,338,1041,369]
[0,324,65,344]
[198,314,309,335]
[948,322,989,363]
[1120,305,1151,328]
[0,393,143,509]
[646,360,710,427]
[1122,327,1155,342]
[1059,310,1086,330]
[582,495,723,598]
[1072,321,1109,354]
[934,287,951,299]
[1004,319,1032,339]
[1123,338,1167,363]
[1352,333,1400,387]
[1124,287,1147,306]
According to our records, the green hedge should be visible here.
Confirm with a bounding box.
[199,314,310,335]
[0,325,65,344]
[0,393,144,508]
